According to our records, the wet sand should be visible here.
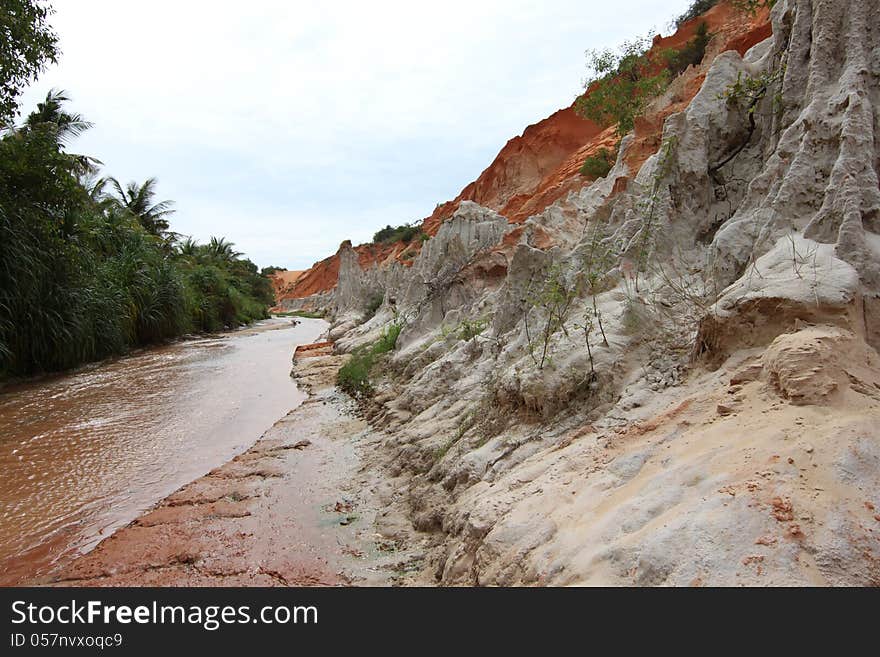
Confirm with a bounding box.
[49,348,419,587]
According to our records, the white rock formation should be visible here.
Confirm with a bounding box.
[324,0,880,586]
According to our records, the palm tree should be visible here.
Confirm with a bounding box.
[24,89,93,145]
[108,177,175,237]
[22,89,101,174]
[82,175,116,210]
[177,237,199,257]
[206,236,241,262]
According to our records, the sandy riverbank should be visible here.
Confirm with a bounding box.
[48,347,421,587]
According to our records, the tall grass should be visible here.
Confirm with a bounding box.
[336,322,402,397]
[0,97,273,378]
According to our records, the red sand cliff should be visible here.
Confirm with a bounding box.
[278,0,771,304]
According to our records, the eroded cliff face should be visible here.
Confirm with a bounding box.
[317,0,880,586]
[275,0,772,308]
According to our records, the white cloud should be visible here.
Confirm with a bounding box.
[22,0,694,269]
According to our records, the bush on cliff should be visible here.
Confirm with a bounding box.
[580,147,617,179]
[576,16,717,139]
[372,223,425,245]
[575,36,670,137]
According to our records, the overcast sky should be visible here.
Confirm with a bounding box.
[22,0,694,270]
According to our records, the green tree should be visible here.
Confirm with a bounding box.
[108,176,175,237]
[0,0,59,125]
[575,36,670,137]
[205,236,241,262]
[177,236,200,257]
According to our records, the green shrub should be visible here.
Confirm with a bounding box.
[580,147,617,179]
[575,36,670,137]
[336,346,374,397]
[457,318,487,342]
[372,223,425,245]
[373,322,402,354]
[336,322,403,397]
[336,322,402,397]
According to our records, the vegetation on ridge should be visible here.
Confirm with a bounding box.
[674,0,720,28]
[372,223,426,246]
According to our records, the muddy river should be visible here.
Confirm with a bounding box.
[0,317,327,585]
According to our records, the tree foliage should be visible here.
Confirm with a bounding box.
[575,36,670,137]
[576,18,715,139]
[108,176,175,237]
[0,0,59,125]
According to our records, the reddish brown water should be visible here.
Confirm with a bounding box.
[0,317,326,585]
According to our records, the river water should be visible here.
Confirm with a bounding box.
[0,317,327,585]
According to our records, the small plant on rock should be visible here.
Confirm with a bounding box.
[336,321,403,397]
[336,345,375,397]
[373,321,402,354]
[457,318,488,342]
[574,218,613,380]
[524,264,580,370]
[711,65,785,175]
[631,136,678,292]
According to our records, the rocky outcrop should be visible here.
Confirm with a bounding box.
[324,0,880,586]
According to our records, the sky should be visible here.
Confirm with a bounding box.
[21,0,696,270]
